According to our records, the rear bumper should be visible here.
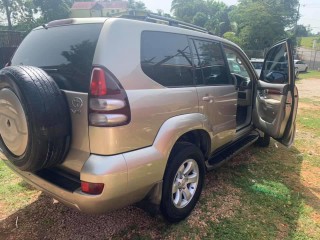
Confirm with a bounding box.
[2,146,165,213]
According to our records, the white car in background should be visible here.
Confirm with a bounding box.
[294,60,308,72]
[251,58,299,79]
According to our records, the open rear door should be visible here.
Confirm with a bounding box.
[253,39,298,147]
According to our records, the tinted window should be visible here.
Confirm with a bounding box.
[141,31,193,87]
[261,43,289,84]
[11,24,103,92]
[193,39,230,85]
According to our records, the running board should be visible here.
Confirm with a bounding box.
[206,131,259,171]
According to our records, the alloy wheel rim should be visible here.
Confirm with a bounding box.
[172,159,199,209]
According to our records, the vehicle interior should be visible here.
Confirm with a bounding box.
[224,46,255,130]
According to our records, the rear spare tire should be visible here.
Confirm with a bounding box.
[0,66,71,172]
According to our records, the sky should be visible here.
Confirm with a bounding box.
[141,0,320,34]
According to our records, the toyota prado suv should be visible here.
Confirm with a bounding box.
[0,14,298,222]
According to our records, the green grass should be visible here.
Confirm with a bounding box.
[299,70,320,80]
[299,37,320,50]
[0,161,39,214]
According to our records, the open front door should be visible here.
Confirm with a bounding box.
[253,39,298,147]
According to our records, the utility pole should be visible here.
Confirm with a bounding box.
[295,3,300,36]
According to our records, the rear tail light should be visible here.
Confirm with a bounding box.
[81,181,104,195]
[89,67,131,127]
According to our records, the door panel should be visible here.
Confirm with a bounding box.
[253,39,298,146]
[197,85,237,151]
[190,39,237,151]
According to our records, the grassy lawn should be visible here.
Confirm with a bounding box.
[1,81,320,239]
[0,161,40,219]
[298,70,320,80]
[299,37,319,49]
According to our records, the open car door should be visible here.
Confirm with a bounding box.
[253,39,298,147]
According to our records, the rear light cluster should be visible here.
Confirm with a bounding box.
[81,181,104,195]
[89,67,131,127]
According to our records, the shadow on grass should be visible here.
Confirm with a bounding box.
[0,143,318,239]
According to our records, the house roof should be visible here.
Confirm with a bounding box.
[71,1,128,10]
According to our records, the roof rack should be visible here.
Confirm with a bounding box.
[114,10,210,34]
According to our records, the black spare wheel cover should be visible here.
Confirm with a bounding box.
[0,66,71,172]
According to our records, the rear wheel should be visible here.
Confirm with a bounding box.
[160,142,205,222]
[305,67,308,72]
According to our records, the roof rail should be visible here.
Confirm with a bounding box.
[114,10,210,34]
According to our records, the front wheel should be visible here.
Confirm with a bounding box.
[256,134,270,147]
[160,142,205,222]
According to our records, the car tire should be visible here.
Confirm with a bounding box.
[305,67,308,72]
[0,66,71,172]
[256,134,270,147]
[160,142,205,222]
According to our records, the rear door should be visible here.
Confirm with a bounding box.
[10,23,104,173]
[253,39,298,146]
[191,38,237,151]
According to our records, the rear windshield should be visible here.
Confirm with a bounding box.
[11,24,103,92]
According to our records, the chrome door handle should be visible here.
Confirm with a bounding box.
[202,96,214,102]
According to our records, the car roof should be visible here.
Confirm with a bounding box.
[38,17,239,48]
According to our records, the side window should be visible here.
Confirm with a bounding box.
[224,47,250,79]
[193,39,230,85]
[141,31,193,87]
[261,43,289,84]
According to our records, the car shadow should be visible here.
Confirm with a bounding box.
[0,143,318,239]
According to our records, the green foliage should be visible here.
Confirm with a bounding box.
[300,37,320,50]
[223,31,241,46]
[128,0,147,11]
[171,0,232,36]
[296,25,309,37]
[0,0,34,30]
[230,0,298,50]
[33,0,72,23]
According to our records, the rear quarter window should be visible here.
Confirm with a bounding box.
[11,24,103,92]
[141,31,194,87]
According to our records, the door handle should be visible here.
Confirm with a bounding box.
[202,96,214,103]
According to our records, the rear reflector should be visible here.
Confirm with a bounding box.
[81,181,104,195]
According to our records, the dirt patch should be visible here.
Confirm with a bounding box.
[297,79,320,98]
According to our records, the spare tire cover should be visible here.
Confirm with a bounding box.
[0,66,71,172]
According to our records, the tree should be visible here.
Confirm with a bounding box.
[230,0,299,49]
[0,0,32,30]
[223,32,241,46]
[128,0,147,11]
[33,0,72,22]
[171,0,232,36]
